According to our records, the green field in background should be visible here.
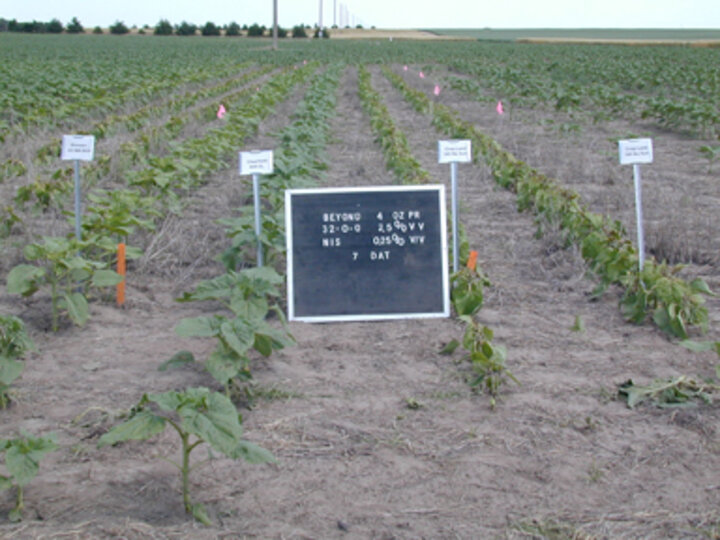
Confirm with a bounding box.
[425,28,720,41]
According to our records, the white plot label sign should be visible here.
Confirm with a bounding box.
[239,150,274,176]
[618,137,654,271]
[618,138,653,165]
[61,135,95,161]
[438,139,472,164]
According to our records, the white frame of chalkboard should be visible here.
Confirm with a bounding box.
[285,185,450,323]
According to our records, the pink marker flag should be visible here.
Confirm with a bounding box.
[217,104,226,119]
[419,71,425,79]
[433,84,441,96]
[496,100,504,115]
[303,59,308,65]
[403,65,408,71]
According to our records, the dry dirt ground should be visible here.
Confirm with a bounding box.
[1,63,720,539]
[329,29,469,41]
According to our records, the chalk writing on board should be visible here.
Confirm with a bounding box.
[285,185,450,322]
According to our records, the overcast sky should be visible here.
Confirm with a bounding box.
[2,0,720,29]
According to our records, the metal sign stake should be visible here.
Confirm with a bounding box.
[438,139,471,274]
[252,173,264,267]
[633,163,645,271]
[450,161,459,274]
[61,135,95,244]
[73,159,83,242]
[618,138,653,273]
[239,149,274,268]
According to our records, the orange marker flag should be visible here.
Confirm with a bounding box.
[117,243,126,307]
[466,250,478,271]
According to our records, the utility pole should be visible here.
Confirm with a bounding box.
[272,0,278,50]
[334,0,337,27]
[318,0,323,37]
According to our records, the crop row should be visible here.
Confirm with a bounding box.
[12,64,276,217]
[2,64,279,273]
[357,66,430,185]
[445,43,720,137]
[67,61,345,525]
[5,63,316,331]
[2,61,328,524]
[172,62,344,392]
[384,66,713,340]
[3,63,274,222]
[0,35,292,142]
[61,62,262,145]
[358,65,515,406]
[1,56,238,144]
[5,36,719,139]
[0,61,270,182]
[220,64,343,270]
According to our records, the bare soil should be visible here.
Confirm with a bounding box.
[1,64,719,539]
[330,29,469,40]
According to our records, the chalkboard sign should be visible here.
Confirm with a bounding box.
[285,185,450,322]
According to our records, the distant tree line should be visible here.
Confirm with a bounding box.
[153,20,329,38]
[0,17,83,33]
[0,16,331,38]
